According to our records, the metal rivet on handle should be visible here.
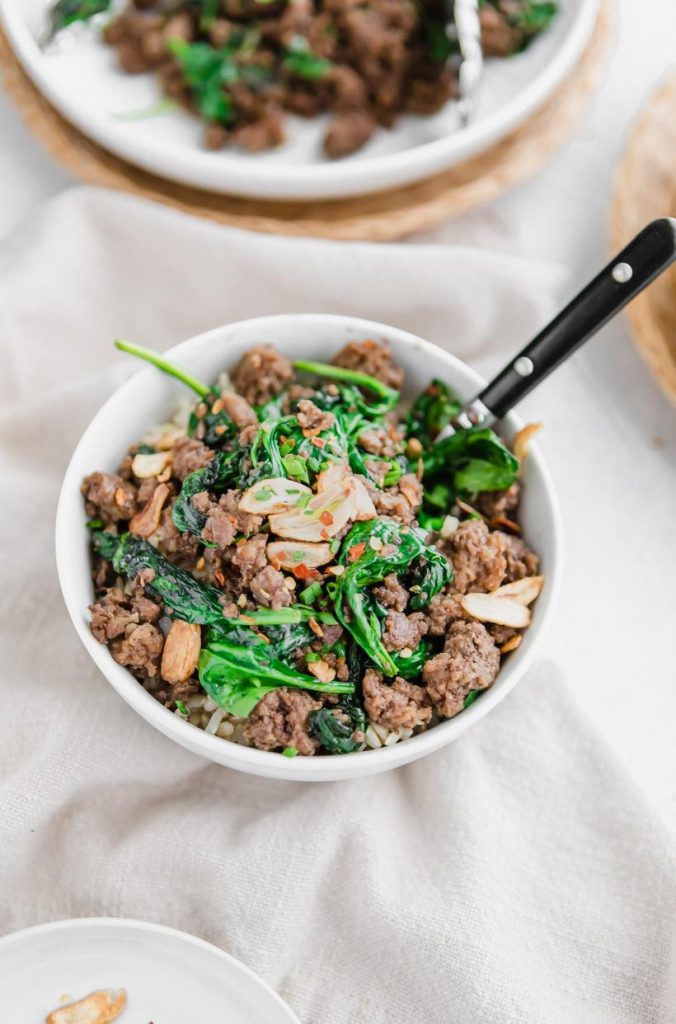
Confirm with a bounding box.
[514,356,534,377]
[612,262,633,283]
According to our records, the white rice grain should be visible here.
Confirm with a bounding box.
[206,708,225,734]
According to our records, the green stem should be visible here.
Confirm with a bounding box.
[114,338,211,398]
[293,360,398,405]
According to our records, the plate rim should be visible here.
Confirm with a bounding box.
[0,0,600,200]
[0,917,302,1024]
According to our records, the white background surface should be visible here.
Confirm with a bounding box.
[0,0,674,831]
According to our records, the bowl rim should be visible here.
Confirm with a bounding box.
[55,313,563,780]
[1,0,600,200]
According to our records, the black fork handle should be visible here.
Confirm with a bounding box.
[475,218,676,421]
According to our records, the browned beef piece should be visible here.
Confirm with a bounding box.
[231,345,294,406]
[296,399,335,433]
[171,437,214,481]
[423,621,500,717]
[243,688,321,755]
[372,573,409,612]
[153,508,201,568]
[381,610,427,652]
[193,488,264,551]
[498,533,540,582]
[89,588,136,642]
[358,425,402,458]
[442,519,506,593]
[231,533,269,587]
[489,624,518,646]
[91,553,116,591]
[89,587,162,644]
[320,623,344,647]
[362,668,432,731]
[192,491,237,550]
[324,111,375,159]
[364,473,422,525]
[82,472,137,524]
[219,391,258,428]
[167,677,200,704]
[111,621,165,678]
[475,482,521,521]
[332,338,403,390]
[479,5,520,57]
[234,109,285,152]
[329,65,368,108]
[425,590,467,636]
[250,565,292,609]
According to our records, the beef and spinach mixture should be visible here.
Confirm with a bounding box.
[49,0,558,158]
[83,338,543,756]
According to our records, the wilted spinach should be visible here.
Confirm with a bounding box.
[47,0,111,39]
[332,518,452,676]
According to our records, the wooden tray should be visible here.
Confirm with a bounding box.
[0,2,613,241]
[611,70,676,405]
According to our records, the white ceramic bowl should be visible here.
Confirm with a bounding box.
[56,314,562,781]
[1,0,599,199]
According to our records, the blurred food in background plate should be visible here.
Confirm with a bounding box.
[45,988,127,1024]
[0,0,599,198]
[45,0,558,159]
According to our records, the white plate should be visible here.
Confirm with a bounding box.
[0,918,300,1024]
[1,0,599,200]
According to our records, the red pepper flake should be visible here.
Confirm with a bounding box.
[308,617,323,638]
[293,563,319,580]
[214,570,225,587]
[348,543,366,562]
[320,529,329,540]
[214,424,227,436]
[320,511,333,526]
[310,437,326,449]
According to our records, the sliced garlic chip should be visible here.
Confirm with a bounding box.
[461,592,531,628]
[46,988,127,1024]
[131,450,172,479]
[270,478,356,541]
[491,575,544,605]
[161,620,202,684]
[513,422,543,466]
[267,541,334,570]
[239,477,312,515]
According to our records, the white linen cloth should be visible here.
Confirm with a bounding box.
[0,188,674,1024]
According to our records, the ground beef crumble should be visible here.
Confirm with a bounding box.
[82,472,137,523]
[333,339,404,390]
[242,688,321,755]
[441,519,506,593]
[362,668,432,731]
[372,573,409,612]
[423,621,500,718]
[231,345,294,406]
[171,437,214,481]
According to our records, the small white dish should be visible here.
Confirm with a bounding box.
[56,314,562,781]
[0,918,300,1023]
[1,0,599,200]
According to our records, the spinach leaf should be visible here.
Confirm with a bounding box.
[310,700,366,754]
[199,638,353,717]
[48,0,111,37]
[102,532,227,624]
[283,36,332,80]
[421,426,518,508]
[391,640,431,681]
[168,40,236,124]
[172,448,245,536]
[332,519,452,675]
[510,1,558,35]
[293,360,399,416]
[406,379,461,446]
